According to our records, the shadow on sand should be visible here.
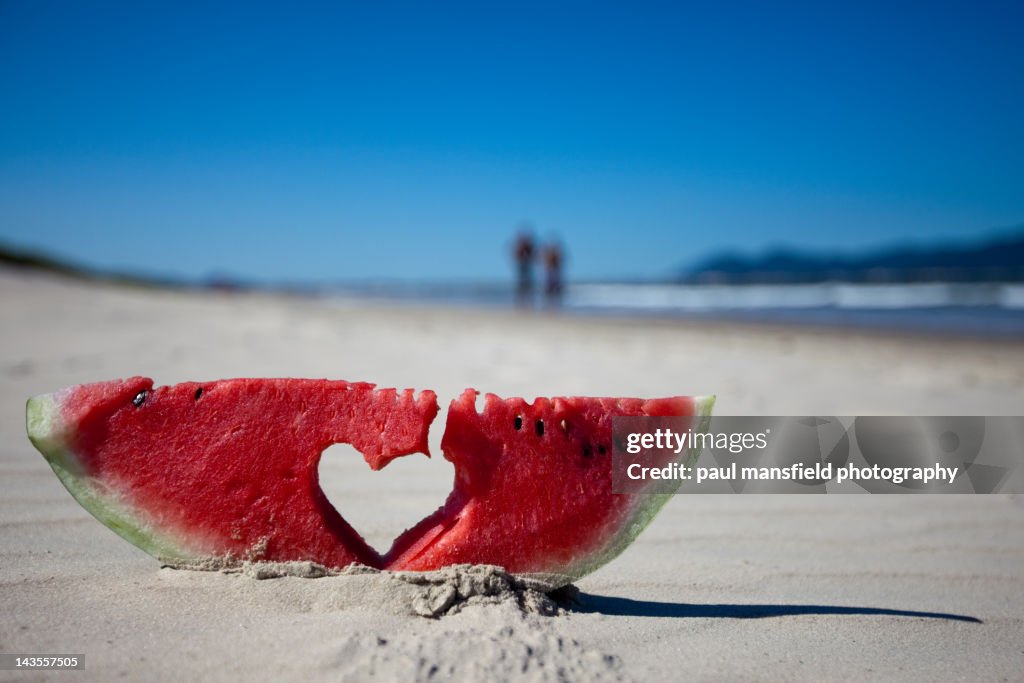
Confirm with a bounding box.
[573,593,982,623]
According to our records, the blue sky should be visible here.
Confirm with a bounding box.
[1,1,1022,282]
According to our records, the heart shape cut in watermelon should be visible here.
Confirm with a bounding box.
[26,377,714,582]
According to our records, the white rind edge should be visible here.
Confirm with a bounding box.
[25,393,204,564]
[562,394,717,580]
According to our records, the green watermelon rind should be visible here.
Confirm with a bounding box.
[26,394,205,564]
[561,394,716,580]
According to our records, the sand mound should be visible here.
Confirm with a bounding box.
[332,625,626,682]
[154,562,626,680]
[161,561,578,618]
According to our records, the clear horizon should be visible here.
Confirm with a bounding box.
[2,221,1022,286]
[2,2,1022,283]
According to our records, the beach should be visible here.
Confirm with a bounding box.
[2,266,1023,681]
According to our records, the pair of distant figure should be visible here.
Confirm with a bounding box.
[513,229,564,306]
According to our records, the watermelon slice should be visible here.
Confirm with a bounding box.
[384,390,713,578]
[26,377,713,581]
[25,377,438,569]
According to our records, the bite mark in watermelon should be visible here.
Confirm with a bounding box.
[26,377,713,581]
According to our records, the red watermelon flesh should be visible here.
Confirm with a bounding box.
[26,377,438,568]
[384,390,709,578]
[26,377,713,581]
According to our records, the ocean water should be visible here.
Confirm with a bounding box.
[328,282,1024,340]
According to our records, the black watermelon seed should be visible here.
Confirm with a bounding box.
[535,419,544,436]
[597,444,607,455]
[582,444,593,458]
[194,387,203,400]
[132,390,147,407]
[514,415,523,431]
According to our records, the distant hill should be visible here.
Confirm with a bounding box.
[0,243,88,278]
[680,228,1024,284]
[0,243,189,289]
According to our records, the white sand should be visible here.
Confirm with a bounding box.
[2,267,1023,681]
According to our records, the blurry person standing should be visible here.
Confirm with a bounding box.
[542,239,565,306]
[512,227,536,306]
